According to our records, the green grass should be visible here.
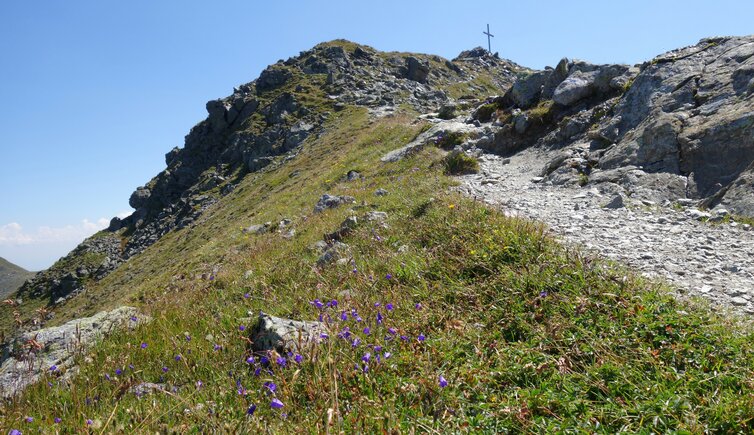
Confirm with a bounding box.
[442,151,479,175]
[4,105,754,433]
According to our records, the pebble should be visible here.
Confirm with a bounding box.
[460,147,754,313]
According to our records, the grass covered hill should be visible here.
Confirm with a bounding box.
[0,258,34,300]
[2,41,754,432]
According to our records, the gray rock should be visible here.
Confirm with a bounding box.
[553,70,598,106]
[405,57,430,83]
[438,104,457,120]
[603,194,625,209]
[0,306,147,398]
[129,186,151,209]
[314,194,356,213]
[510,70,550,108]
[374,188,389,196]
[256,66,292,91]
[316,241,350,266]
[365,211,388,222]
[250,313,325,354]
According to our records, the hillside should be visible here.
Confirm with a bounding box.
[0,258,34,300]
[2,38,754,432]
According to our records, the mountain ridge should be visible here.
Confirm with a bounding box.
[0,257,34,300]
[3,36,754,432]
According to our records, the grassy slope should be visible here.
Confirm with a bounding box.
[0,258,34,300]
[3,106,754,433]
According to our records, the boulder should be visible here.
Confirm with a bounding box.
[510,70,550,108]
[256,66,293,91]
[553,70,598,106]
[250,313,326,354]
[0,307,147,398]
[314,194,356,213]
[405,57,430,83]
[129,187,151,209]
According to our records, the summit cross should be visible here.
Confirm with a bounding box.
[483,24,494,53]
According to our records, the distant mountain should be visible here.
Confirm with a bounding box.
[0,257,34,299]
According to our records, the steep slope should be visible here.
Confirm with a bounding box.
[0,258,34,299]
[3,41,523,336]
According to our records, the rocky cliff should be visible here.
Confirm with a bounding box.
[474,36,754,215]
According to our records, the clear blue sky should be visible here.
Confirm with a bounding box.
[1,0,752,270]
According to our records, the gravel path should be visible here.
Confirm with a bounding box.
[458,147,754,313]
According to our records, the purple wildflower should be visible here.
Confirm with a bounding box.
[196,380,203,388]
[352,268,358,274]
[352,337,361,347]
[330,299,338,307]
[244,293,250,299]
[276,356,287,367]
[374,345,382,352]
[104,373,111,381]
[386,303,394,311]
[363,327,371,335]
[185,334,191,341]
[140,342,148,349]
[355,316,363,323]
[388,327,397,335]
[400,335,409,341]
[24,417,33,423]
[271,398,284,409]
[362,352,371,363]
[374,302,381,307]
[115,368,122,375]
[385,273,392,280]
[376,312,383,325]
[54,417,62,423]
[264,381,277,394]
[247,404,257,415]
[239,325,246,331]
[49,365,57,372]
[384,351,392,359]
[439,375,448,388]
[254,367,262,376]
[162,366,169,373]
[539,290,548,298]
[246,356,255,364]
[340,311,347,321]
[175,355,182,361]
[130,316,137,322]
[294,354,303,364]
[260,356,269,366]
[214,344,221,351]
[9,430,21,435]
[418,333,426,342]
[129,364,134,370]
[86,419,93,426]
[319,332,330,340]
[310,299,324,309]
[415,303,422,310]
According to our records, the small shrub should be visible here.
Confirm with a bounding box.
[527,100,555,124]
[475,103,498,122]
[443,151,479,175]
[433,131,466,149]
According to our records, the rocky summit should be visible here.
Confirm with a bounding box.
[3,37,754,432]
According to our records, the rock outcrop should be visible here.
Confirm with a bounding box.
[472,36,754,216]
[0,306,146,398]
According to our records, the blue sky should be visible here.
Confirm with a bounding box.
[1,0,752,270]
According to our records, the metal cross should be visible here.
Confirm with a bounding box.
[483,24,494,53]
